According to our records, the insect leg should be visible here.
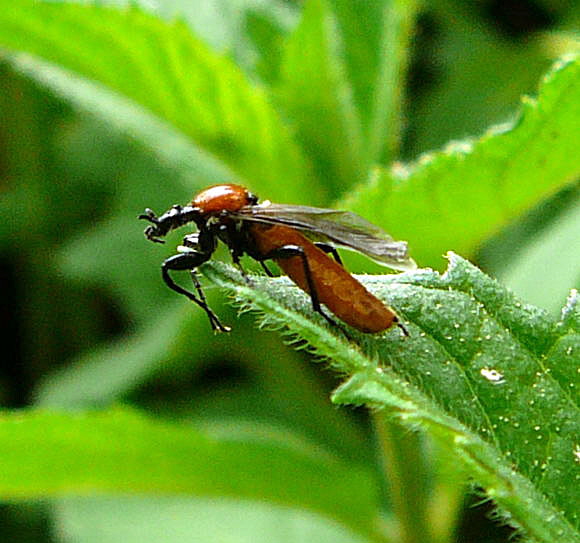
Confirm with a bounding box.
[230,252,252,284]
[222,224,253,284]
[161,253,231,333]
[260,262,275,276]
[314,243,343,266]
[190,269,209,305]
[259,245,339,329]
[393,315,410,337]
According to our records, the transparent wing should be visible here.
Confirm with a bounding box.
[233,203,417,271]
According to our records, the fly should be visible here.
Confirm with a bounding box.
[139,184,416,334]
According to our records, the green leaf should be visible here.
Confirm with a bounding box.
[324,0,416,150]
[54,496,366,543]
[203,254,580,543]
[0,408,379,539]
[9,52,239,193]
[363,0,418,165]
[278,0,418,191]
[243,1,298,84]
[496,193,580,313]
[407,3,563,156]
[35,306,371,468]
[343,55,580,269]
[34,302,211,407]
[278,0,364,192]
[0,0,315,201]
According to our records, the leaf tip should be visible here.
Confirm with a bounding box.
[559,288,579,330]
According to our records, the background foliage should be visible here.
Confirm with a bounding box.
[0,1,578,542]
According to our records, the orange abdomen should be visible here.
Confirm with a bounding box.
[249,224,396,333]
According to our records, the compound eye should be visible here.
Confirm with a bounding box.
[246,192,259,205]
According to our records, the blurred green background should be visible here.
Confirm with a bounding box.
[0,0,578,542]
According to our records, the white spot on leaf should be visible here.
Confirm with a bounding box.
[480,367,505,384]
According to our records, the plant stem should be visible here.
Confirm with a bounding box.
[373,412,433,543]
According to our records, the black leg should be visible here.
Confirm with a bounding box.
[260,261,275,277]
[190,269,209,305]
[229,250,252,284]
[162,253,230,332]
[222,223,253,285]
[393,316,409,337]
[314,243,343,266]
[258,245,339,329]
